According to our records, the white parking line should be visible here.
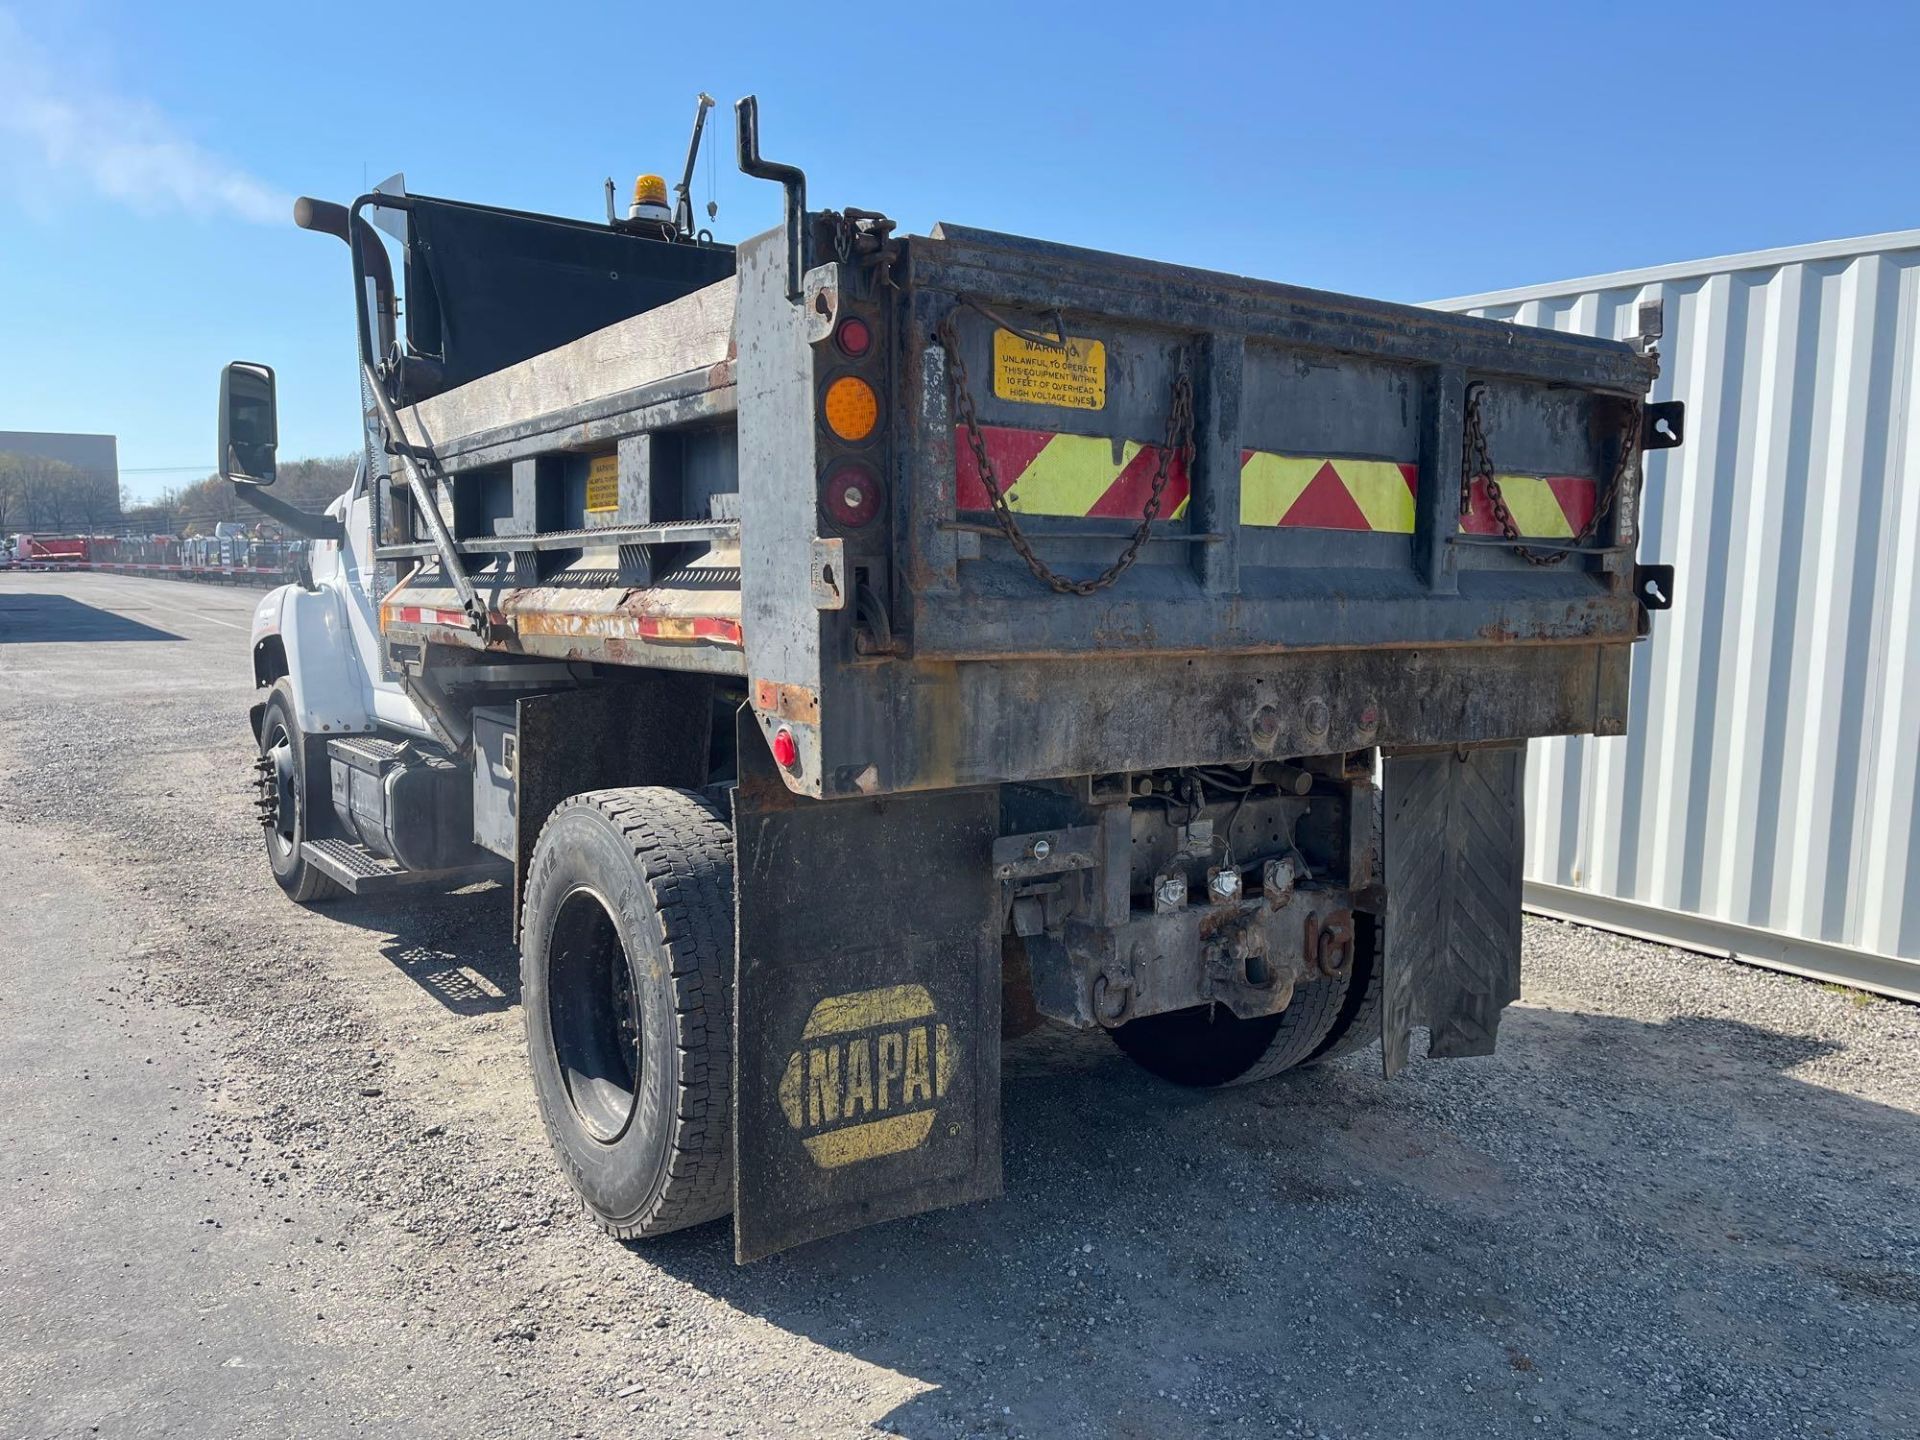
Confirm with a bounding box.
[134,598,248,630]
[83,577,256,631]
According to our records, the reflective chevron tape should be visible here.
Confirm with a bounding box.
[954,427,1192,520]
[1460,475,1596,539]
[383,603,474,628]
[956,426,1596,539]
[632,615,745,646]
[1240,454,1417,532]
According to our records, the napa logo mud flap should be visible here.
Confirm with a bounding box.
[731,715,1002,1261]
[777,985,953,1169]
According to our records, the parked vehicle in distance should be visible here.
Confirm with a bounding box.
[224,95,1681,1260]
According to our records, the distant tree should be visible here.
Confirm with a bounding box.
[69,467,120,532]
[0,451,80,530]
[150,453,359,537]
[121,496,177,534]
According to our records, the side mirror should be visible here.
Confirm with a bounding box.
[219,361,279,486]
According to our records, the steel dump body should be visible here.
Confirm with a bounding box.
[381,219,1658,800]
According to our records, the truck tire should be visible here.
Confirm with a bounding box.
[1108,969,1352,1088]
[256,680,344,904]
[1305,912,1382,1065]
[1107,909,1382,1087]
[520,787,733,1240]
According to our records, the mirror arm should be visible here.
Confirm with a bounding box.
[361,360,488,636]
[231,481,344,542]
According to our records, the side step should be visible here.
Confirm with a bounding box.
[300,838,505,896]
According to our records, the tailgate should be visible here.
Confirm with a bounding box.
[896,224,1663,660]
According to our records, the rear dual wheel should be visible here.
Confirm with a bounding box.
[1108,914,1382,1086]
[520,787,735,1240]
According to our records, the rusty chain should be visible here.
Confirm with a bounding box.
[1463,382,1642,567]
[935,308,1194,596]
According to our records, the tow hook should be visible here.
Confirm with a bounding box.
[1308,911,1356,979]
[1092,972,1133,1025]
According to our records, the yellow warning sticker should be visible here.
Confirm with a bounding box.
[585,453,619,513]
[777,984,952,1169]
[992,328,1106,411]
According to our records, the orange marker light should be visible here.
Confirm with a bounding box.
[822,376,879,442]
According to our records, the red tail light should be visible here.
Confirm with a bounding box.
[834,316,873,359]
[824,463,883,528]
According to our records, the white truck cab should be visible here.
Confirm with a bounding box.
[248,459,430,743]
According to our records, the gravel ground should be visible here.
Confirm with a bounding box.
[3,571,1917,1439]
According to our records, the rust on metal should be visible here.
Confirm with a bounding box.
[753,679,821,726]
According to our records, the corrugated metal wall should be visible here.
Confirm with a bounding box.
[1431,231,1920,999]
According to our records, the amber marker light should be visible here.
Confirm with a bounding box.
[822,375,879,442]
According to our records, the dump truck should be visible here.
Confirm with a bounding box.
[223,96,1682,1260]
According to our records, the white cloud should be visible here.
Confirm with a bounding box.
[0,9,289,224]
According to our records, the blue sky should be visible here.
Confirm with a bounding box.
[3,0,1915,503]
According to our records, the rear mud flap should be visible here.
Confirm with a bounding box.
[1380,744,1526,1077]
[731,713,1001,1261]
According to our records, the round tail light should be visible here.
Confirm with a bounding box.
[771,726,799,770]
[822,375,879,442]
[824,463,883,528]
[833,316,873,359]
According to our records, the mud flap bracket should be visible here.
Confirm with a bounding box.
[731,709,1001,1261]
[1380,743,1526,1077]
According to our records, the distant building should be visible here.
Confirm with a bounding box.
[0,430,121,532]
[0,430,118,480]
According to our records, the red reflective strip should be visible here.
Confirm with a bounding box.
[1279,461,1372,531]
[954,427,1056,511]
[1545,475,1598,534]
[634,615,744,647]
[1085,442,1191,518]
[1459,482,1499,537]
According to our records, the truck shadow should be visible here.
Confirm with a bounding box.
[0,593,182,644]
[627,1003,1920,1438]
[330,882,520,1016]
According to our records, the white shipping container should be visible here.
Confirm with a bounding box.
[1430,229,1920,1000]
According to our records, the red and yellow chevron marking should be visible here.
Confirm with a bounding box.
[954,428,1193,520]
[1460,474,1596,539]
[956,426,1596,539]
[1240,453,1417,532]
[383,602,484,628]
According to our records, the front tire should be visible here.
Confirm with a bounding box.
[520,787,734,1240]
[255,680,344,904]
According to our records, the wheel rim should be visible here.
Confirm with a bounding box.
[546,886,642,1143]
[258,723,298,860]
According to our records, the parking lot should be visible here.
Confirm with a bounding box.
[3,570,1917,1440]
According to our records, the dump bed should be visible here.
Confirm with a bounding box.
[894,225,1656,657]
[383,216,1667,799]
